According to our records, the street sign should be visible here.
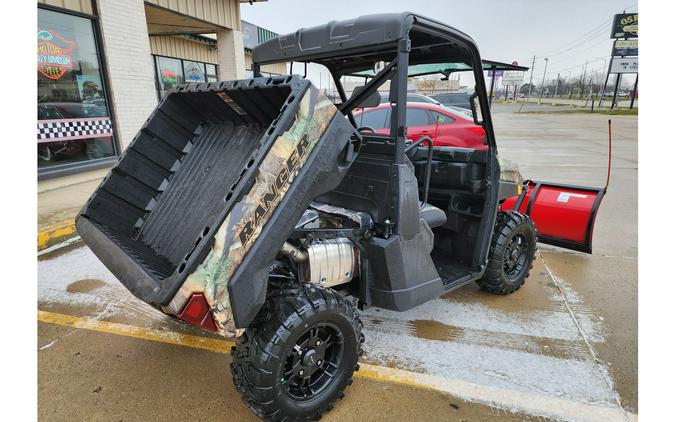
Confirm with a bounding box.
[610,57,638,74]
[502,71,523,86]
[487,69,504,77]
[612,40,638,57]
[611,13,638,38]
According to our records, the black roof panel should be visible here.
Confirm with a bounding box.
[252,12,480,74]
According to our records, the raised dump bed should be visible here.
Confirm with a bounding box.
[77,75,359,327]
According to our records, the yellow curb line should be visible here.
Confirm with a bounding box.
[36,310,434,393]
[38,310,636,422]
[38,310,232,353]
[38,218,77,251]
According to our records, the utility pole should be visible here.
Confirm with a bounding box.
[553,73,560,97]
[538,58,548,103]
[579,60,588,99]
[526,55,536,102]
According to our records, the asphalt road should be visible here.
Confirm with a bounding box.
[38,109,637,421]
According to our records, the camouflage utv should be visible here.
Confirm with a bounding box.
[77,12,606,421]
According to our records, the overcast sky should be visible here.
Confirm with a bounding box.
[241,0,638,88]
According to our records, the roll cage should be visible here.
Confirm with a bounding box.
[251,12,498,159]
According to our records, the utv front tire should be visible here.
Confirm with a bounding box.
[477,211,537,295]
[231,284,363,421]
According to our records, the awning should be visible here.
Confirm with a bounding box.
[349,59,528,78]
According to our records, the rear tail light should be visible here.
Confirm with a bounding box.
[466,126,486,136]
[178,293,217,332]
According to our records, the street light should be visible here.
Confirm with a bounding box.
[538,58,548,103]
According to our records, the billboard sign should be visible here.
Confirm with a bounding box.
[502,71,524,86]
[610,57,638,74]
[612,40,638,57]
[487,69,504,77]
[611,13,638,39]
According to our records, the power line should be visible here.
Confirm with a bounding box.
[533,2,637,57]
[535,19,610,56]
[545,24,611,59]
[531,55,611,82]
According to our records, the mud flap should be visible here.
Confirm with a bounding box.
[502,181,605,253]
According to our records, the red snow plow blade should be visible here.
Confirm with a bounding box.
[502,181,605,253]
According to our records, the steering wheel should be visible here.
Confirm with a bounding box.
[357,126,376,134]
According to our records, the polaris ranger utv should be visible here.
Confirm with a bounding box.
[76,12,606,421]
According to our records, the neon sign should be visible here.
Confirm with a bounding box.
[37,29,76,80]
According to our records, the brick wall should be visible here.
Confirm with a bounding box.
[97,0,158,149]
[217,29,246,80]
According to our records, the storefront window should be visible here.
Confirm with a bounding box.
[154,56,218,99]
[184,61,205,82]
[206,64,218,82]
[156,56,185,97]
[38,8,116,171]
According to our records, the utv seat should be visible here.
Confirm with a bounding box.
[419,202,447,228]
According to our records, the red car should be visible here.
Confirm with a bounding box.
[353,102,487,150]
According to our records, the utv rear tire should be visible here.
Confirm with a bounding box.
[477,211,537,295]
[231,284,363,421]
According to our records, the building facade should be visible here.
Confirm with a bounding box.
[37,0,284,191]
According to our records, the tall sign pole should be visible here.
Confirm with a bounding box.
[598,62,611,108]
[629,74,638,109]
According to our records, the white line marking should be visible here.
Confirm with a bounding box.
[361,363,637,422]
[38,235,81,256]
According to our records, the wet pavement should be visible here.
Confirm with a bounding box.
[38,110,637,421]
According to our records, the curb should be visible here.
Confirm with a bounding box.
[38,218,77,251]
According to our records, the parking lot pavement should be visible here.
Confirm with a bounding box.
[38,111,637,421]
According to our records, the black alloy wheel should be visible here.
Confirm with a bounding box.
[232,284,363,421]
[282,322,344,401]
[477,211,537,295]
[503,233,529,280]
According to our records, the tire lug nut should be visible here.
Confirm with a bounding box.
[317,360,322,366]
[299,370,304,376]
[316,341,321,346]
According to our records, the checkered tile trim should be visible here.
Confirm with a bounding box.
[37,118,113,143]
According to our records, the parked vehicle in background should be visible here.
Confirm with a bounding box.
[431,92,472,109]
[370,91,472,120]
[381,92,440,104]
[354,102,486,150]
[443,104,473,119]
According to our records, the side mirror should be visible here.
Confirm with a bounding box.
[469,92,484,126]
[351,85,381,109]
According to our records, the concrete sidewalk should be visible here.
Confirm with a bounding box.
[38,169,106,250]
